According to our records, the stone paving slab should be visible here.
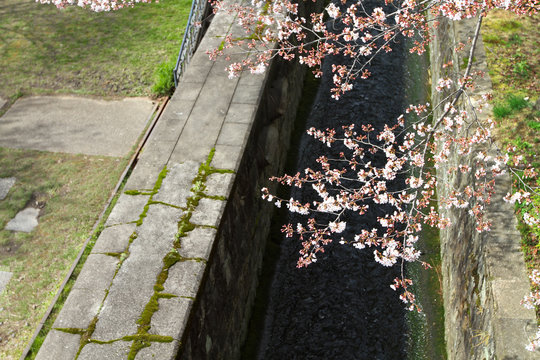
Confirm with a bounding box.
[123,163,162,191]
[129,204,183,257]
[492,279,537,319]
[153,162,199,208]
[134,341,181,360]
[225,103,257,124]
[0,177,15,200]
[34,330,80,360]
[92,223,137,254]
[72,254,119,291]
[5,207,39,232]
[178,227,216,260]
[52,288,105,329]
[92,255,160,341]
[492,318,538,359]
[0,96,154,157]
[163,260,206,298]
[231,84,263,105]
[174,82,204,102]
[148,99,194,143]
[217,122,251,147]
[94,205,182,341]
[149,297,192,340]
[0,270,13,294]
[78,341,132,360]
[211,144,244,170]
[169,68,240,165]
[105,194,150,226]
[137,140,176,167]
[205,172,235,198]
[190,198,226,227]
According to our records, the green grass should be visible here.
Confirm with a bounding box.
[151,57,176,96]
[493,94,531,119]
[508,33,523,45]
[0,0,191,99]
[0,148,128,359]
[513,60,531,77]
[483,8,540,323]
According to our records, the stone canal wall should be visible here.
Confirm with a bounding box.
[430,16,537,360]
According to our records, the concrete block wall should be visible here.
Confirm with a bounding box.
[430,16,538,360]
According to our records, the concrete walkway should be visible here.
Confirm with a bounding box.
[35,6,269,359]
[0,96,154,157]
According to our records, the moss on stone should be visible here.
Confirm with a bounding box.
[204,195,227,201]
[148,200,183,209]
[163,251,182,269]
[104,252,122,258]
[136,166,169,226]
[124,190,149,196]
[74,316,99,358]
[54,328,85,335]
[126,150,225,358]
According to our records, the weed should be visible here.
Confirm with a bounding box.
[493,103,512,119]
[508,33,522,45]
[507,95,529,111]
[512,136,533,151]
[151,58,176,97]
[513,60,530,77]
[482,33,504,45]
[527,120,540,131]
[492,18,522,31]
[493,94,529,119]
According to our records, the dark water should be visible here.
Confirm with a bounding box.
[247,1,409,359]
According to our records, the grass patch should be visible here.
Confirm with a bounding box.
[493,94,530,119]
[0,148,128,359]
[483,9,540,321]
[493,103,513,119]
[151,58,176,96]
[0,0,192,99]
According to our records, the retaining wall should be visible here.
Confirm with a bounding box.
[430,16,538,360]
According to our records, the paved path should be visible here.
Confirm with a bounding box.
[0,96,154,157]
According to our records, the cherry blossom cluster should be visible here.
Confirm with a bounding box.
[37,0,152,11]
[210,0,538,99]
